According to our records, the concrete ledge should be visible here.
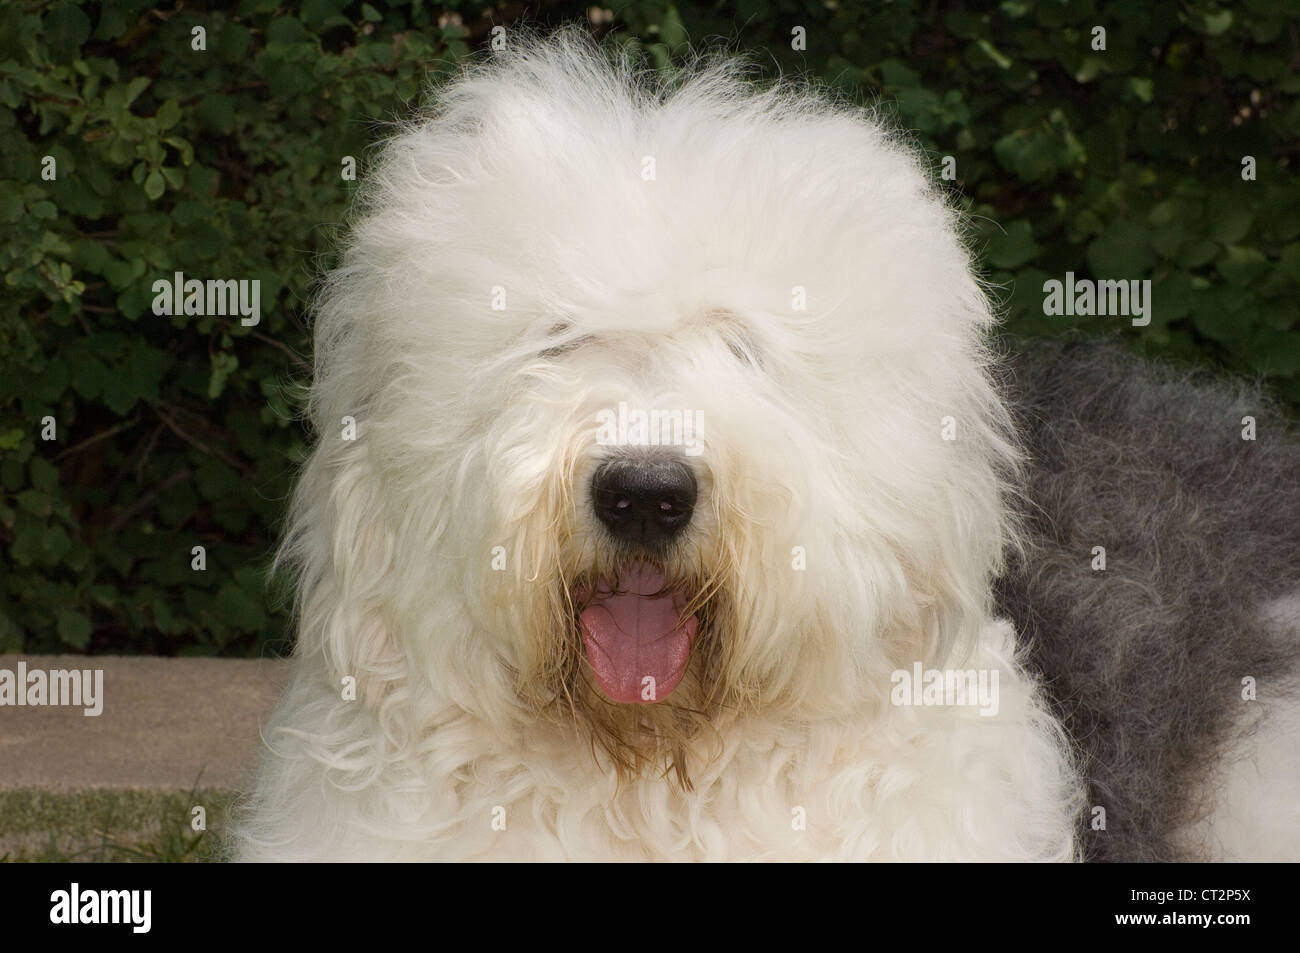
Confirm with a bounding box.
[0,654,290,859]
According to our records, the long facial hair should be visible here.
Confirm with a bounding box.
[517,524,751,790]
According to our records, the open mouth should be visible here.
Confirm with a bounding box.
[576,562,698,704]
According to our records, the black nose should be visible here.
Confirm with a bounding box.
[592,458,697,547]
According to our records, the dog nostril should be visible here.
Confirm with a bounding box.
[591,459,698,546]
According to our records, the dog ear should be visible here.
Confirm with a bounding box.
[279,440,404,706]
[914,546,996,669]
[924,447,1018,669]
[896,396,1018,671]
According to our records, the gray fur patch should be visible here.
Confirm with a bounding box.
[995,338,1300,862]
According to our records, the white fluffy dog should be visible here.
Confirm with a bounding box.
[234,32,1086,861]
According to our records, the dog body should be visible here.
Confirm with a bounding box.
[234,34,1296,862]
[242,617,1075,860]
[998,342,1300,862]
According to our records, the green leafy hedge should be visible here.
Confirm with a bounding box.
[2,0,1297,656]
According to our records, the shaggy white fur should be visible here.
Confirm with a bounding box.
[233,31,1084,861]
[1175,592,1300,862]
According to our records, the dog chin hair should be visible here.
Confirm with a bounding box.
[522,524,740,790]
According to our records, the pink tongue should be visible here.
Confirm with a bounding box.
[579,563,697,704]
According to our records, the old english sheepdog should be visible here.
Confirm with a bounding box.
[234,32,1300,861]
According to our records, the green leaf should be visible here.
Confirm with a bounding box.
[985,220,1039,269]
[302,0,345,26]
[216,22,253,62]
[43,525,71,561]
[1088,222,1155,276]
[0,189,21,222]
[266,16,312,44]
[214,583,267,632]
[1279,243,1300,284]
[1216,246,1269,284]
[660,5,688,51]
[1149,222,1187,259]
[11,512,43,566]
[1128,78,1154,103]
[143,168,165,200]
[1251,327,1300,375]
[163,136,194,166]
[99,344,164,414]
[30,456,58,492]
[17,489,48,516]
[195,459,239,501]
[198,94,236,132]
[103,259,136,290]
[208,351,240,399]
[1209,209,1253,245]
[0,610,21,653]
[56,609,91,649]
[123,75,151,107]
[1191,299,1242,343]
[45,3,92,59]
[1178,239,1220,268]
[879,60,920,89]
[1200,11,1233,35]
[1152,271,1195,324]
[125,342,167,402]
[155,98,181,130]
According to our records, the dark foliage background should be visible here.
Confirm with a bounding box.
[2,0,1297,656]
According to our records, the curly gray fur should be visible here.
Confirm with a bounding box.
[995,337,1300,863]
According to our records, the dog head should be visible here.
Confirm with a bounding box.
[290,32,1018,783]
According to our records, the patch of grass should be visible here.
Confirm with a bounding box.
[0,786,228,862]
